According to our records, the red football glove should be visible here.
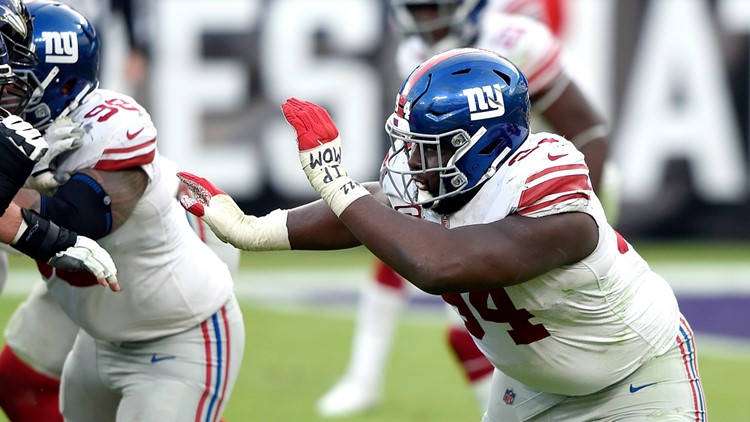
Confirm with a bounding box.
[176,171,226,218]
[281,97,339,151]
[281,98,369,216]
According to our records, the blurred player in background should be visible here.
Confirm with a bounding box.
[0,2,243,421]
[61,0,152,102]
[0,0,118,293]
[318,0,615,416]
[178,47,706,421]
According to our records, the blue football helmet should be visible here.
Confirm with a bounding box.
[16,0,99,129]
[389,0,488,52]
[384,48,530,208]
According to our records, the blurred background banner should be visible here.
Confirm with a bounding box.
[98,0,750,240]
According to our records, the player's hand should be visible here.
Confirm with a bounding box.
[177,171,249,243]
[0,115,48,162]
[281,97,340,151]
[281,98,368,216]
[177,171,290,251]
[24,116,84,193]
[48,236,120,292]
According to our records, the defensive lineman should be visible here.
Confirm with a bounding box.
[179,48,706,420]
[0,3,243,421]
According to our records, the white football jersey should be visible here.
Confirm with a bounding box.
[395,12,562,98]
[38,89,234,343]
[382,133,680,396]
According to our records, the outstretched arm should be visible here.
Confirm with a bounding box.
[336,196,596,294]
[177,171,384,251]
[286,181,387,250]
[281,98,598,295]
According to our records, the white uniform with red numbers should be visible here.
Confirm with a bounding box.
[13,89,244,422]
[44,89,236,342]
[396,12,562,99]
[382,133,706,420]
[3,156,241,379]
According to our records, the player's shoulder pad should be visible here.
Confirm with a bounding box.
[73,89,158,171]
[508,133,592,217]
[504,132,586,179]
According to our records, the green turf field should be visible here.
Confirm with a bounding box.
[0,242,748,420]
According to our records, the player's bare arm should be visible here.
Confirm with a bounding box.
[13,167,148,235]
[0,203,29,244]
[279,95,599,294]
[287,181,386,250]
[338,197,598,294]
[79,168,148,232]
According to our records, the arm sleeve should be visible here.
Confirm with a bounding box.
[40,173,113,239]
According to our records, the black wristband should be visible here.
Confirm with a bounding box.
[11,209,78,262]
[0,136,35,214]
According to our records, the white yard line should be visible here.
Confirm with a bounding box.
[4,262,750,299]
[3,266,749,354]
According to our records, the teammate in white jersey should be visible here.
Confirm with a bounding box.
[0,3,244,421]
[179,48,706,420]
[0,0,118,293]
[318,0,614,416]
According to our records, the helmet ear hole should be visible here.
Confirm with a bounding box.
[61,79,77,95]
[493,70,511,85]
[477,143,497,155]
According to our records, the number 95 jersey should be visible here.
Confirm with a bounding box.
[382,133,680,397]
[42,89,235,343]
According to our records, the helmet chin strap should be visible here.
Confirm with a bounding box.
[58,81,96,120]
[36,65,59,97]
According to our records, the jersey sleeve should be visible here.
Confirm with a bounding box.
[56,89,158,175]
[510,134,592,217]
[475,13,564,96]
[92,97,157,171]
[93,128,157,171]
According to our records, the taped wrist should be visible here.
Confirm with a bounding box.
[298,140,369,216]
[315,175,370,217]
[217,207,291,251]
[0,136,36,214]
[11,209,78,262]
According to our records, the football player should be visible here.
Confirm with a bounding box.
[0,2,243,421]
[0,0,117,291]
[180,48,706,421]
[318,0,615,416]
